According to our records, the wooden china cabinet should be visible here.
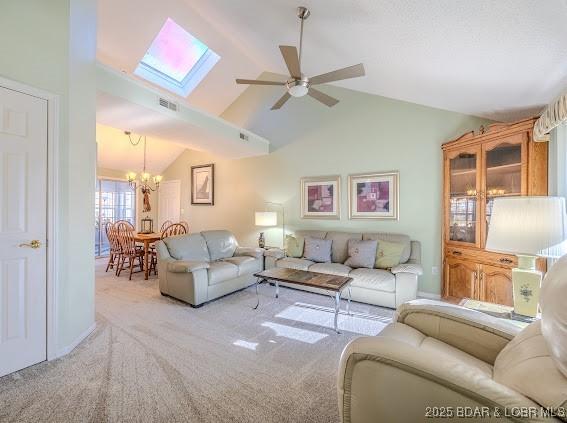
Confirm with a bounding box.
[442,117,548,306]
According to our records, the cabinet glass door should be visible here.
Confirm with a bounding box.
[484,141,525,241]
[448,151,478,245]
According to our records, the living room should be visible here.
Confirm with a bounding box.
[1,1,567,422]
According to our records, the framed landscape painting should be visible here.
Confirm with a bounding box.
[348,171,399,220]
[191,163,214,205]
[300,175,341,219]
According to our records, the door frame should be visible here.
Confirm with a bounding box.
[0,76,61,361]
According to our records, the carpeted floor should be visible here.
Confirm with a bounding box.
[0,259,393,423]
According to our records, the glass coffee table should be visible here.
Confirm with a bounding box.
[253,268,353,334]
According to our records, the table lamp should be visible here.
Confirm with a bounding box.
[255,211,277,248]
[486,196,566,317]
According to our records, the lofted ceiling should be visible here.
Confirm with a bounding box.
[98,0,567,123]
[96,123,185,175]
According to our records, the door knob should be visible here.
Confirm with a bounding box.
[19,240,42,249]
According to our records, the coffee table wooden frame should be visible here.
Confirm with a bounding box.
[253,268,353,334]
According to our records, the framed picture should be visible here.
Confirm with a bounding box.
[348,171,399,220]
[191,163,214,205]
[300,175,341,219]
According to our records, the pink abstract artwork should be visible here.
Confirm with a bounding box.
[356,181,390,212]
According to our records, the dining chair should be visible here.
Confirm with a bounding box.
[179,220,189,232]
[160,223,187,239]
[160,220,173,232]
[116,221,145,280]
[104,221,121,273]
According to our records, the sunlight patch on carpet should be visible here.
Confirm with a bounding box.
[261,322,328,344]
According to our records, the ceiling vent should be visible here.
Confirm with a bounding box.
[239,132,249,141]
[158,97,178,112]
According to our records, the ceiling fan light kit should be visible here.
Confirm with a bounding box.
[235,6,365,110]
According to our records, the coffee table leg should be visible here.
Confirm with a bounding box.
[253,277,262,310]
[275,281,279,298]
[334,291,341,334]
[347,286,352,315]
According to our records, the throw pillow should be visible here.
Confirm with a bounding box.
[303,237,332,263]
[375,240,405,269]
[285,235,304,258]
[344,239,378,269]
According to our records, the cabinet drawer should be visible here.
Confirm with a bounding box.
[445,247,517,268]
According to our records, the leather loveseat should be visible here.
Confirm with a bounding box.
[264,230,422,308]
[155,230,263,307]
[337,254,567,423]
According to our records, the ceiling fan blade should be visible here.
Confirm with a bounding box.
[279,46,301,79]
[236,79,286,86]
[308,88,339,107]
[309,63,365,85]
[271,92,291,110]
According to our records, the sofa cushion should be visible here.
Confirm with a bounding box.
[207,261,238,285]
[350,268,396,292]
[162,233,210,261]
[285,235,304,258]
[295,230,327,240]
[375,240,406,269]
[167,260,209,273]
[276,257,315,271]
[325,231,363,263]
[309,262,352,277]
[344,239,378,269]
[201,230,238,261]
[304,237,332,263]
[223,256,262,276]
[540,254,567,378]
[363,232,411,264]
[234,247,263,259]
[494,321,567,411]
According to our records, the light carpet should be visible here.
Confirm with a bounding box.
[0,260,393,422]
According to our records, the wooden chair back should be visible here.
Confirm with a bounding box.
[115,219,134,230]
[105,221,120,253]
[179,221,189,232]
[116,221,137,255]
[161,223,187,239]
[160,220,173,232]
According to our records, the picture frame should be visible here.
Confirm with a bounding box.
[348,171,399,220]
[300,175,341,219]
[191,163,214,205]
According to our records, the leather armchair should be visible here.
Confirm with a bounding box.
[338,256,567,423]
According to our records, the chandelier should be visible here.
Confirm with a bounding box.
[125,131,162,193]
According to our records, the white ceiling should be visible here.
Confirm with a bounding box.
[98,0,567,122]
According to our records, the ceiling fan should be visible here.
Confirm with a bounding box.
[235,6,366,110]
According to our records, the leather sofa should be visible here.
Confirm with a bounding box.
[155,230,263,307]
[264,230,422,308]
[337,254,567,423]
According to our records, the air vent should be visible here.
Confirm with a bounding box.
[158,97,178,112]
[239,132,249,141]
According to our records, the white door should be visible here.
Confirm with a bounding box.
[0,86,48,376]
[158,180,181,230]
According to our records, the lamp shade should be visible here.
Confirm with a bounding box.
[255,211,277,227]
[486,196,566,257]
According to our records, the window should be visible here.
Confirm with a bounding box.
[134,18,220,97]
[94,179,136,257]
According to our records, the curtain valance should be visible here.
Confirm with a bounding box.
[534,92,567,141]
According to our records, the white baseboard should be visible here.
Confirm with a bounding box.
[418,291,441,300]
[56,322,96,358]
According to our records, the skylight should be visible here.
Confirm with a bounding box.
[134,18,220,97]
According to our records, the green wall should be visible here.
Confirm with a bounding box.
[163,77,490,296]
[0,0,96,352]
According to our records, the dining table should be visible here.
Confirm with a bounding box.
[133,232,161,280]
